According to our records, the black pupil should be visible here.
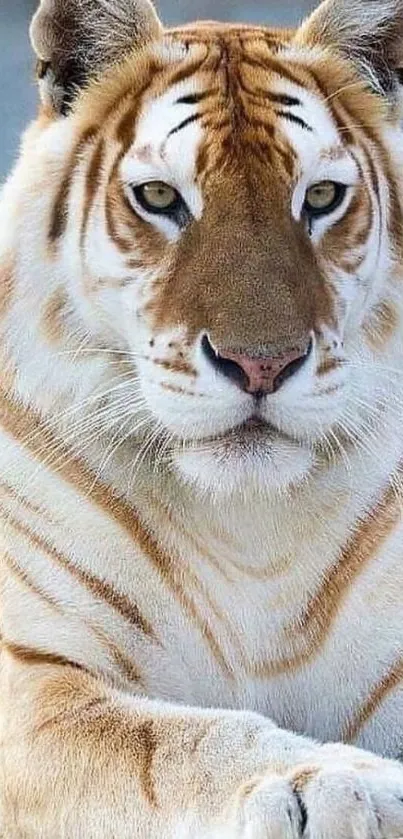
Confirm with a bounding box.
[152,187,167,201]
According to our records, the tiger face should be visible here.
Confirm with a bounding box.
[31,0,403,494]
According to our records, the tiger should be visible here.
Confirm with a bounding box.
[3,0,403,835]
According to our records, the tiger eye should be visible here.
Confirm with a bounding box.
[139,182,178,211]
[305,181,338,212]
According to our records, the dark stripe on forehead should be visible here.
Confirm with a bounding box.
[163,50,211,91]
[113,59,206,154]
[275,111,312,132]
[239,113,276,138]
[176,91,212,105]
[114,76,159,149]
[242,55,307,91]
[267,92,301,107]
[236,74,309,142]
[168,113,201,138]
[300,63,336,106]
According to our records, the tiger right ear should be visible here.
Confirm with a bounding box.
[30,0,162,115]
[297,0,403,96]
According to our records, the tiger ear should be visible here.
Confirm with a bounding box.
[296,0,403,95]
[30,0,162,115]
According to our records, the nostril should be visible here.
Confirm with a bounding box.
[273,339,313,391]
[201,334,249,391]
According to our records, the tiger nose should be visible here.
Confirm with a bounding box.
[202,335,312,395]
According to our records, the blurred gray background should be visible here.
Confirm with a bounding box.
[0,0,316,181]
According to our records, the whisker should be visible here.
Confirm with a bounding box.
[322,80,364,104]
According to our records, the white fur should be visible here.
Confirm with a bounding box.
[3,12,403,837]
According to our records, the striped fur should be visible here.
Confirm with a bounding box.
[2,0,403,836]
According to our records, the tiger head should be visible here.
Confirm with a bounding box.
[29,0,403,495]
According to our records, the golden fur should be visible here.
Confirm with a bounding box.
[2,0,403,836]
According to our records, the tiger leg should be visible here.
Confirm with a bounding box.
[2,651,403,839]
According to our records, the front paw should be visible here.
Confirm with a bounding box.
[229,746,403,838]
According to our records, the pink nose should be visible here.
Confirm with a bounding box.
[202,336,312,395]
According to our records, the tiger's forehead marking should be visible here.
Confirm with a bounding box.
[75,17,385,163]
[120,36,309,187]
[117,28,356,227]
[122,82,204,195]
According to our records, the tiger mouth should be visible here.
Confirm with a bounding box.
[186,417,292,450]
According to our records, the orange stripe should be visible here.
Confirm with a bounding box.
[135,720,158,808]
[362,300,399,352]
[102,641,143,687]
[0,479,53,520]
[4,509,156,641]
[5,549,144,686]
[80,138,105,249]
[145,491,244,669]
[316,358,342,377]
[343,657,403,743]
[40,289,69,346]
[4,641,87,672]
[251,479,400,677]
[48,127,96,244]
[0,392,231,675]
[89,622,143,687]
[3,550,63,614]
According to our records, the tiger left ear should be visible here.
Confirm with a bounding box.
[30,0,162,115]
[296,0,403,95]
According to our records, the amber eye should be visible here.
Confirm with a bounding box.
[133,181,180,214]
[304,181,346,217]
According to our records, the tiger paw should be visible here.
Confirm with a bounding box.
[228,747,403,838]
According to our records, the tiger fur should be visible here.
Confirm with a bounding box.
[1,0,403,836]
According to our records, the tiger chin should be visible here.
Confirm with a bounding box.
[3,0,403,837]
